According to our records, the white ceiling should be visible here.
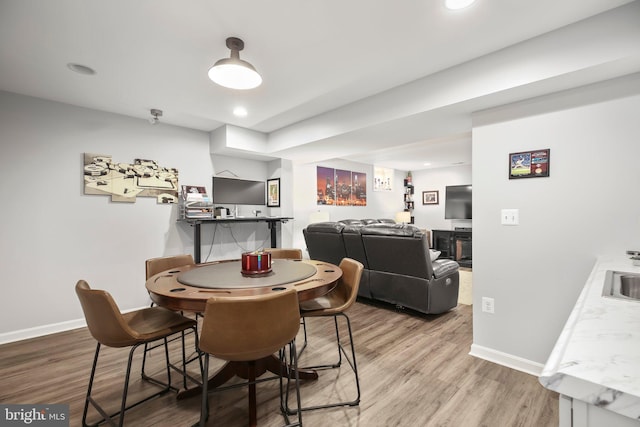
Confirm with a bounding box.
[1,0,639,171]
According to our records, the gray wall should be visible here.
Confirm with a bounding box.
[0,91,289,341]
[471,75,640,367]
[290,159,404,254]
[411,165,473,232]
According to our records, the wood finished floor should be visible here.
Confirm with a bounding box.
[0,301,558,426]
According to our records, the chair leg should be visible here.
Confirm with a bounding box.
[142,326,201,390]
[297,318,308,358]
[286,313,360,414]
[141,301,155,378]
[196,353,210,427]
[143,307,198,387]
[83,337,183,427]
[81,342,102,427]
[181,331,188,389]
[280,341,303,427]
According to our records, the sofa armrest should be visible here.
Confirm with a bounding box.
[432,259,459,278]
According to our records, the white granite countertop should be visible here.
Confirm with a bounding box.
[539,255,640,420]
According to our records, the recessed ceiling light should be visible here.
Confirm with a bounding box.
[423,162,432,166]
[445,0,476,10]
[233,106,248,117]
[67,63,96,75]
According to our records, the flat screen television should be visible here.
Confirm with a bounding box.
[212,177,266,205]
[444,185,472,219]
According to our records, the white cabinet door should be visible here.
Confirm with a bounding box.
[561,395,640,427]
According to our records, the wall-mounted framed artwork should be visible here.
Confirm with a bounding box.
[83,153,179,203]
[316,166,366,206]
[267,178,280,207]
[422,190,439,205]
[373,166,394,191]
[509,149,550,179]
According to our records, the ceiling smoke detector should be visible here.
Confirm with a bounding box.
[149,109,163,124]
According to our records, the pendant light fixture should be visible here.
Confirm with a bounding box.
[208,37,262,90]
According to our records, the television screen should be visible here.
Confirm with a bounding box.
[445,185,472,219]
[212,177,266,205]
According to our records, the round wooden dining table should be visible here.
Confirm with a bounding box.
[145,258,343,401]
[146,258,342,312]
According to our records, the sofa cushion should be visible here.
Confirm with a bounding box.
[339,219,364,226]
[360,224,422,238]
[361,218,380,224]
[377,218,396,224]
[305,221,345,233]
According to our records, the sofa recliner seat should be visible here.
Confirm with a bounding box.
[303,221,460,314]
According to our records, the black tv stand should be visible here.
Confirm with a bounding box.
[433,229,472,268]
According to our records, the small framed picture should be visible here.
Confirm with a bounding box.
[509,149,550,179]
[422,190,439,205]
[267,178,280,207]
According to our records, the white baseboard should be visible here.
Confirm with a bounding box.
[0,305,147,345]
[469,343,544,377]
[0,318,87,345]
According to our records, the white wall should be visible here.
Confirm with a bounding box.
[411,165,472,232]
[471,76,640,368]
[291,159,404,255]
[0,92,287,342]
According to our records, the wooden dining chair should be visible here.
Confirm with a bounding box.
[286,257,363,413]
[262,248,309,352]
[143,254,197,388]
[146,254,195,279]
[196,288,303,427]
[75,280,200,427]
[262,248,303,260]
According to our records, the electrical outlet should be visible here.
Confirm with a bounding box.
[482,297,495,314]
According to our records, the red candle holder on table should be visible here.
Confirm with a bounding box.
[241,251,272,275]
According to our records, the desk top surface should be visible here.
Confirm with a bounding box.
[179,216,293,224]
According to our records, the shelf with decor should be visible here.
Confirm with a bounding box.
[403,176,415,224]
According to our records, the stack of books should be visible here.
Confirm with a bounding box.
[180,185,213,219]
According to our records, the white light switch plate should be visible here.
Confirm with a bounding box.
[501,209,519,225]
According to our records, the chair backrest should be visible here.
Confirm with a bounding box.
[145,254,194,280]
[199,289,300,362]
[75,280,138,348]
[334,258,364,313]
[262,248,303,260]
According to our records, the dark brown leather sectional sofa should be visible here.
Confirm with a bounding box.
[303,219,460,314]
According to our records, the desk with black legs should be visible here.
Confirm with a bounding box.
[178,217,293,263]
[145,258,341,404]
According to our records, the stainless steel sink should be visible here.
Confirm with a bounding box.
[621,275,640,299]
[603,270,640,301]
